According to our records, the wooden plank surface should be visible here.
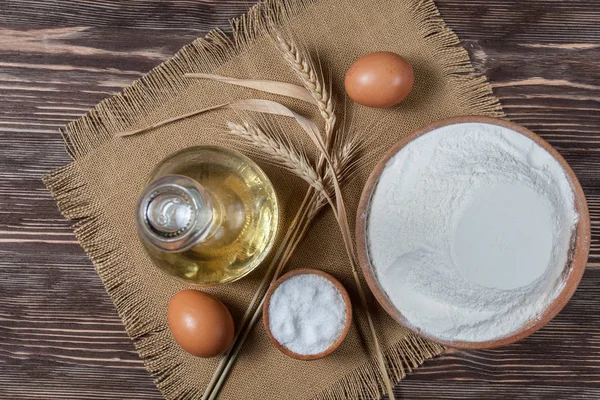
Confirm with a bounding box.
[0,0,598,398]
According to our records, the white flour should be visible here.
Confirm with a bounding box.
[367,122,578,342]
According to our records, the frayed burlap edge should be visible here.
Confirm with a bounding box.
[314,335,444,400]
[43,0,504,399]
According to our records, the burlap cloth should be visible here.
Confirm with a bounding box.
[43,0,503,398]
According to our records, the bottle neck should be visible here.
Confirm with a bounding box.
[136,174,215,252]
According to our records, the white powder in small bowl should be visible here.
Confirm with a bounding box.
[268,273,347,356]
[367,122,579,343]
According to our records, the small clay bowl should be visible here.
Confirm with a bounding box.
[355,116,591,349]
[262,268,353,360]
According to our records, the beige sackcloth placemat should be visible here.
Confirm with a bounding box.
[43,0,503,398]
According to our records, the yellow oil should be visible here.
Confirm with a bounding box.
[142,146,279,286]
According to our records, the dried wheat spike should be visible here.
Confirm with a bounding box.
[227,121,325,193]
[274,34,336,137]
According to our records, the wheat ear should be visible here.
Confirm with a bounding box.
[227,121,325,193]
[274,34,336,138]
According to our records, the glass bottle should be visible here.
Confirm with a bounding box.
[135,146,279,286]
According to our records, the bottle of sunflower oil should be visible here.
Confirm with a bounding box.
[136,146,279,286]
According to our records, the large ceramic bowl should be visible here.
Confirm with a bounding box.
[355,116,590,349]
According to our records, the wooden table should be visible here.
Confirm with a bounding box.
[1,1,598,398]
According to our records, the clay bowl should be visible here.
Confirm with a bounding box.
[355,116,591,349]
[262,269,353,360]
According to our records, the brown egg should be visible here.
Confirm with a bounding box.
[168,289,235,358]
[344,52,414,108]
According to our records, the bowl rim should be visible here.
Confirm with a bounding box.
[262,268,353,360]
[355,115,591,349]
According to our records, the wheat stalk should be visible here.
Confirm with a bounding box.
[204,35,395,400]
[274,32,395,400]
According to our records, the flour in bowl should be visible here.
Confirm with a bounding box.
[367,122,578,342]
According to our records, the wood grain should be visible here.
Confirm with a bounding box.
[0,0,598,399]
